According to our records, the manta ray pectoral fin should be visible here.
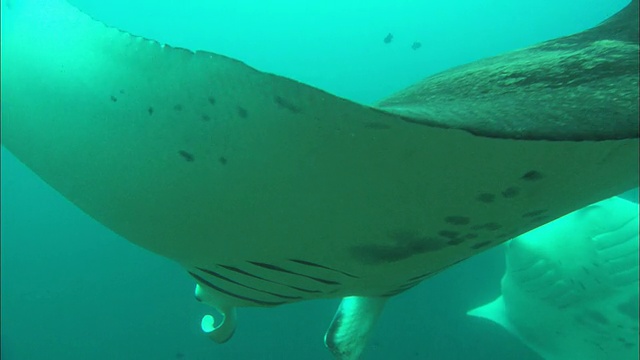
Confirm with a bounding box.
[324,296,388,360]
[467,296,516,334]
[591,202,640,288]
[468,197,640,359]
[194,284,237,343]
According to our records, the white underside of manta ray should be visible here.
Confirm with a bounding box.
[1,0,638,359]
[468,195,639,360]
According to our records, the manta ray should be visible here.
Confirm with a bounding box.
[1,0,638,358]
[468,196,639,360]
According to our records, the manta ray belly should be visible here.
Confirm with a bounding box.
[1,0,639,359]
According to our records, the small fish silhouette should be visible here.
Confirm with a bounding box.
[383,33,393,44]
[411,41,422,50]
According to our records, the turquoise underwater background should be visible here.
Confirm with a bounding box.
[0,0,634,359]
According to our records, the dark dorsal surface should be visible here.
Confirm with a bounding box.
[377,0,639,140]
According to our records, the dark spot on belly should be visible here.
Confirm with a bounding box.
[174,104,183,111]
[464,233,478,239]
[447,238,465,245]
[616,294,639,318]
[237,106,248,118]
[585,310,609,325]
[578,282,587,290]
[477,193,495,203]
[521,170,544,181]
[219,156,228,165]
[110,95,118,102]
[445,216,470,225]
[179,150,194,162]
[471,240,492,249]
[202,114,211,121]
[501,187,520,198]
[487,223,503,230]
[350,230,448,264]
[471,222,502,231]
[522,209,548,218]
[148,106,154,115]
[274,96,302,113]
[438,230,459,239]
[208,96,216,105]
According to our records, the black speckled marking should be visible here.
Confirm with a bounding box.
[617,296,639,319]
[486,222,502,231]
[447,238,465,245]
[350,230,448,264]
[471,222,502,231]
[477,193,495,203]
[522,209,549,218]
[110,95,117,102]
[464,233,478,239]
[501,187,520,198]
[521,170,544,181]
[201,114,211,121]
[445,216,470,225]
[148,106,154,115]
[274,96,302,113]
[364,122,391,130]
[174,104,183,111]
[585,310,609,325]
[179,150,194,162]
[471,240,492,249]
[237,106,248,118]
[208,96,216,105]
[578,282,587,290]
[438,230,459,239]
[219,157,228,165]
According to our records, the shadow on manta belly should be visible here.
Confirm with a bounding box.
[1,0,638,359]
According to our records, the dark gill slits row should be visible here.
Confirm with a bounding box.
[188,271,288,306]
[191,259,360,306]
[218,264,322,294]
[288,259,359,278]
[196,267,303,300]
[248,261,342,285]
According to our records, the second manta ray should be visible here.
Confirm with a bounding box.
[1,0,638,359]
[468,196,639,360]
